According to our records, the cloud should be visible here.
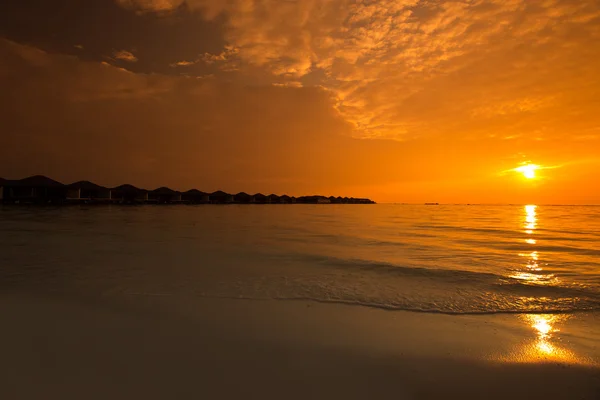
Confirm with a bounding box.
[113,49,138,63]
[273,82,303,88]
[169,46,239,70]
[170,60,196,67]
[114,0,185,14]
[201,46,238,64]
[1,40,174,102]
[0,38,412,198]
[2,36,599,203]
[114,0,600,142]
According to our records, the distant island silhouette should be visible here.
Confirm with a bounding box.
[0,176,376,205]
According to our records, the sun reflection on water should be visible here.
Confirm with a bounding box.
[524,204,537,234]
[494,313,592,365]
[510,206,559,286]
[518,208,563,358]
[521,314,575,361]
[494,206,594,365]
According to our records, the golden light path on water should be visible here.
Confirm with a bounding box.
[524,204,537,235]
[500,206,590,365]
[510,205,558,286]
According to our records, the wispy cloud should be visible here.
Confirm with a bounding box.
[114,0,600,142]
[113,50,138,63]
[114,0,185,14]
[169,46,239,71]
[170,60,197,67]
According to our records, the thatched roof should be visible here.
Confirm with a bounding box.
[151,187,179,195]
[113,184,146,193]
[183,189,208,196]
[114,184,136,190]
[211,190,231,197]
[68,181,108,191]
[9,175,64,188]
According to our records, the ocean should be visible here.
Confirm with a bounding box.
[1,204,599,315]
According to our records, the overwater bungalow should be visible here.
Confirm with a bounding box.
[1,174,375,205]
[296,196,310,204]
[0,175,66,204]
[253,193,267,204]
[149,187,182,204]
[280,195,292,204]
[111,184,148,204]
[234,192,254,204]
[297,195,330,204]
[0,178,5,201]
[182,189,210,204]
[358,198,375,204]
[67,181,112,203]
[267,194,281,204]
[210,190,234,204]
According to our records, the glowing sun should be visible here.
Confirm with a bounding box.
[515,164,540,179]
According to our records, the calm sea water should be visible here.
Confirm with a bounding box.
[1,204,599,314]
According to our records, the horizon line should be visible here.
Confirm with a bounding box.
[380,202,600,206]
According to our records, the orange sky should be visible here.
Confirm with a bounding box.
[1,0,599,204]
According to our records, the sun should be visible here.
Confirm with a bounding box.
[515,164,540,179]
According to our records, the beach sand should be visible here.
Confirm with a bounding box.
[1,292,599,400]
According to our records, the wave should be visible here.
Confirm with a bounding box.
[270,297,600,315]
[202,252,600,315]
[494,281,599,299]
[154,293,600,316]
[289,253,600,291]
[413,223,600,238]
[456,241,600,256]
[413,224,519,237]
[309,232,600,258]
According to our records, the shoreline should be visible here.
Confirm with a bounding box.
[2,291,599,399]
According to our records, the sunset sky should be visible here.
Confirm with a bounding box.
[1,0,599,204]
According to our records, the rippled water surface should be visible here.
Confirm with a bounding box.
[1,204,599,314]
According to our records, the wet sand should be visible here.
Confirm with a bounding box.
[1,292,599,400]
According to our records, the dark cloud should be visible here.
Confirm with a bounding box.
[0,0,225,75]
